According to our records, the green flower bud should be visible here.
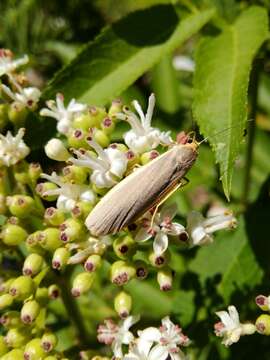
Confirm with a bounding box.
[157,267,173,291]
[23,253,44,277]
[0,104,9,130]
[108,99,122,117]
[88,106,107,126]
[148,250,170,268]
[125,150,140,170]
[44,356,58,360]
[35,287,49,305]
[59,218,84,243]
[41,332,58,352]
[0,311,21,329]
[29,163,42,183]
[35,182,58,201]
[92,184,108,196]
[9,276,35,300]
[109,143,128,152]
[256,314,270,335]
[45,138,70,162]
[6,195,35,218]
[21,300,40,324]
[0,335,8,356]
[0,278,15,293]
[62,165,88,184]
[52,247,70,270]
[71,272,94,297]
[5,327,30,348]
[44,207,65,226]
[84,254,102,272]
[13,162,30,184]
[100,117,115,134]
[73,112,99,130]
[24,338,46,360]
[71,201,93,220]
[110,260,136,286]
[38,228,62,252]
[0,294,13,309]
[92,129,110,148]
[134,260,148,280]
[68,129,88,149]
[0,194,7,214]
[48,284,60,299]
[1,348,24,360]
[114,291,132,318]
[113,235,136,260]
[26,231,44,255]
[8,103,28,127]
[140,150,159,165]
[1,223,28,246]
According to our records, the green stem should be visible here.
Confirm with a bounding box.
[242,60,261,206]
[54,268,91,348]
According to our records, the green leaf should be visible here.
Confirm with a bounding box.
[193,6,268,199]
[172,290,195,326]
[43,5,215,105]
[189,217,263,302]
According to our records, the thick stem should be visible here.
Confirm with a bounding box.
[242,60,261,206]
[54,268,91,348]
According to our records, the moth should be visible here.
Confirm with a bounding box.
[85,132,198,236]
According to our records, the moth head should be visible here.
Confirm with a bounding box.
[176,131,199,153]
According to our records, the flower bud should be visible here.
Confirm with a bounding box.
[92,183,108,196]
[62,165,88,184]
[0,294,13,310]
[0,311,21,329]
[255,295,270,311]
[148,250,170,268]
[0,194,7,214]
[5,327,30,348]
[110,260,136,286]
[44,207,65,226]
[35,287,49,305]
[114,291,132,318]
[113,235,136,259]
[38,228,62,252]
[73,113,99,130]
[24,338,46,360]
[108,99,122,117]
[45,138,70,161]
[21,300,40,324]
[125,150,140,170]
[35,182,58,201]
[0,104,8,130]
[0,278,15,293]
[6,195,35,218]
[13,162,29,184]
[1,348,24,360]
[88,106,107,126]
[9,276,35,300]
[68,129,88,148]
[101,117,115,134]
[48,284,60,299]
[92,129,110,148]
[29,163,42,183]
[71,201,93,220]
[71,272,94,297]
[23,253,44,276]
[84,254,102,272]
[256,314,270,335]
[52,247,70,270]
[8,103,28,127]
[140,150,159,165]
[134,261,148,280]
[59,218,84,243]
[1,223,28,246]
[109,142,128,152]
[44,356,58,360]
[41,332,57,352]
[0,335,8,356]
[26,231,44,255]
[157,267,173,291]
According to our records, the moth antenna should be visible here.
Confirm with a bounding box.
[198,119,253,145]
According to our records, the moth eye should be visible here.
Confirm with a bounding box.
[187,138,193,144]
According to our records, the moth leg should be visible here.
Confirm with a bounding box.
[150,179,187,228]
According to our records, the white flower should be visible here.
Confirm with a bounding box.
[0,49,29,77]
[186,210,237,247]
[41,172,95,212]
[172,55,195,72]
[117,94,172,153]
[214,305,256,347]
[1,80,41,109]
[69,135,127,188]
[138,317,190,360]
[40,93,86,134]
[44,138,70,161]
[0,128,30,166]
[97,315,139,358]
[135,204,187,256]
[124,338,168,360]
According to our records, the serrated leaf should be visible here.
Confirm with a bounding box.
[193,6,268,199]
[189,217,263,302]
[43,5,215,105]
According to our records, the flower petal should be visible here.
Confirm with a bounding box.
[153,232,168,255]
